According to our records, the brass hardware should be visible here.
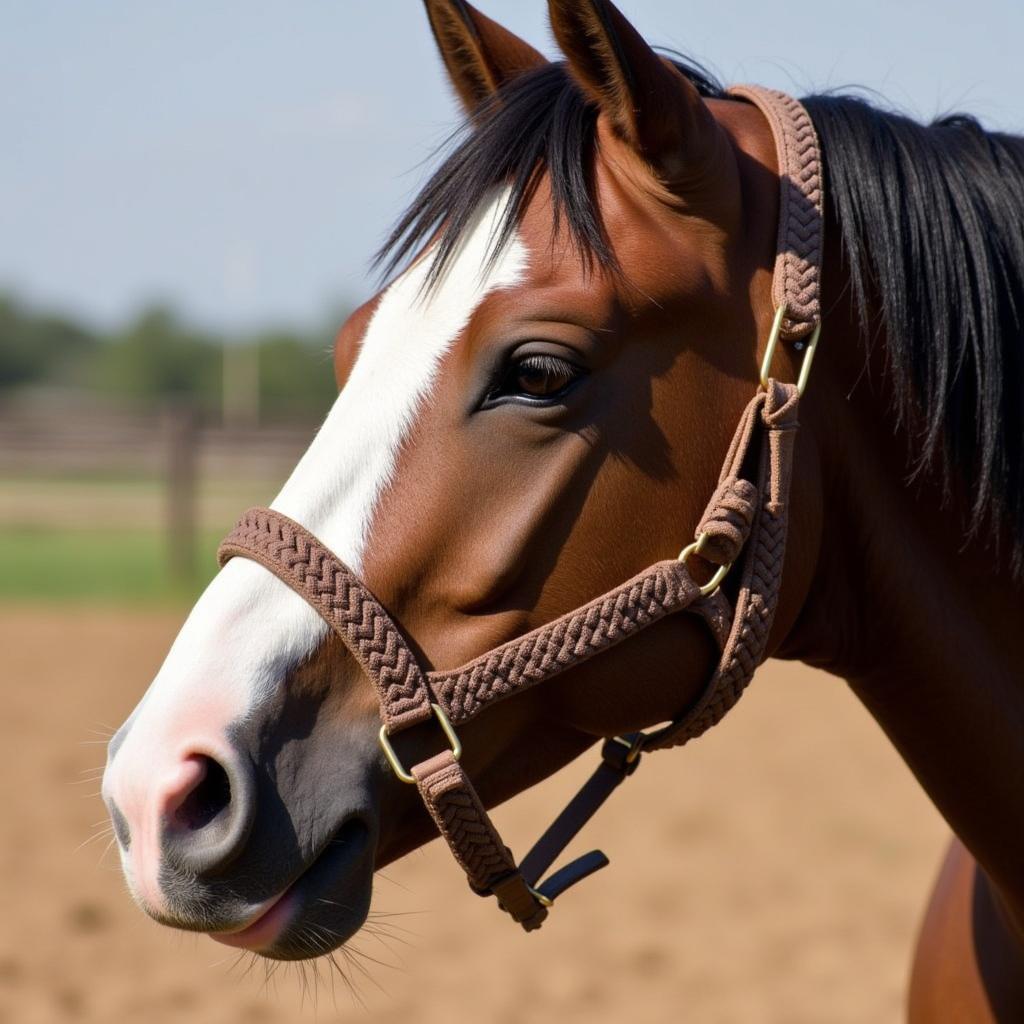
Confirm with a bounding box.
[379,703,462,785]
[678,533,732,597]
[610,734,643,764]
[759,303,821,396]
[528,885,553,907]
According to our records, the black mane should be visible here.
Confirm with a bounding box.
[376,58,723,283]
[378,62,1024,573]
[803,93,1024,573]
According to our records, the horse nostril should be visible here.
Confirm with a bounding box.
[160,750,255,877]
[173,755,231,832]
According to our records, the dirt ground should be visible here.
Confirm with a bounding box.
[0,607,947,1024]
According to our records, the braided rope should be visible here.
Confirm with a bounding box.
[220,512,709,731]
[218,508,433,731]
[412,751,516,887]
[728,86,823,340]
[428,561,701,726]
[412,751,548,930]
[644,382,798,751]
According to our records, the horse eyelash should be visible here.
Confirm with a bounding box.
[482,352,584,405]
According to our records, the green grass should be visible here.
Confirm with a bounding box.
[0,526,222,604]
[0,470,282,604]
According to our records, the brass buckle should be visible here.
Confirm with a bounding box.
[378,703,462,785]
[527,885,553,908]
[678,532,732,597]
[759,303,821,396]
[609,733,644,765]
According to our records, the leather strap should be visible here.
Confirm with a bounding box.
[519,735,640,892]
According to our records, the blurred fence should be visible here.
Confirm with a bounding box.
[0,394,314,481]
[0,391,319,599]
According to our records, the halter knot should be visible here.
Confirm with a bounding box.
[696,477,759,566]
[763,380,800,515]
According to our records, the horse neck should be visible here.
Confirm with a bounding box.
[773,245,1024,924]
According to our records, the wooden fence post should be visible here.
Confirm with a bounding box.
[164,399,199,587]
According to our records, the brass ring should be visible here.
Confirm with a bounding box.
[378,703,462,785]
[678,535,732,597]
[759,303,822,396]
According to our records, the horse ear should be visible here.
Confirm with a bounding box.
[548,0,721,183]
[423,0,548,114]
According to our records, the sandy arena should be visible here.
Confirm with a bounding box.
[1,607,947,1023]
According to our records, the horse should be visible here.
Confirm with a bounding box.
[101,1,1024,1018]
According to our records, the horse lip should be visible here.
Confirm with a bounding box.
[208,888,297,950]
[207,815,370,953]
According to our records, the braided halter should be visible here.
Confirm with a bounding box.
[218,87,824,932]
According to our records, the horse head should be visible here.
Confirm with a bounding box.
[102,0,818,959]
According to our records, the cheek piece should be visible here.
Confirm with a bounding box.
[217,85,823,933]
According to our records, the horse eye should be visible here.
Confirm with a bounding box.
[506,354,582,399]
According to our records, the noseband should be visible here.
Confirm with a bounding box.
[218,87,824,933]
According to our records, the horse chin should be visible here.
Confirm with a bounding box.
[217,815,375,961]
[136,812,373,961]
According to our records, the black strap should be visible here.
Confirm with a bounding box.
[517,734,644,902]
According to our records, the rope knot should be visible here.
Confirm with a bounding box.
[696,477,759,565]
[762,379,800,427]
[761,380,800,515]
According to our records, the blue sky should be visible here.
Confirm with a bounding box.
[3,0,1022,331]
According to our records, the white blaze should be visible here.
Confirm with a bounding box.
[104,193,526,907]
